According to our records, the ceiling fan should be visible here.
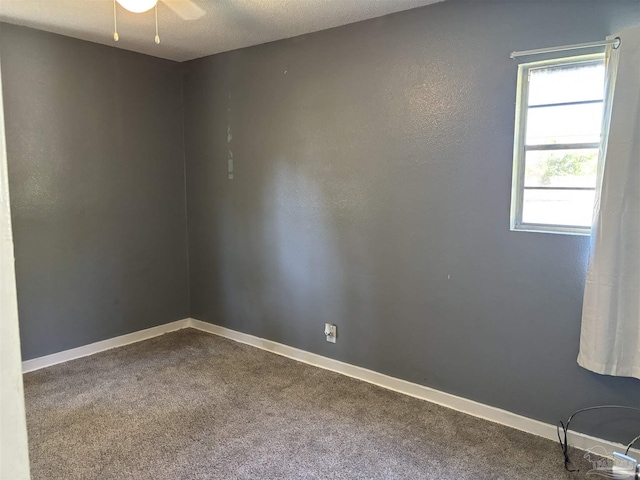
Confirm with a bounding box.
[113,0,205,44]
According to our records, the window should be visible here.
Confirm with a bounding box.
[510,54,607,234]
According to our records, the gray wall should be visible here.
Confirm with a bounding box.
[1,24,189,360]
[182,0,640,442]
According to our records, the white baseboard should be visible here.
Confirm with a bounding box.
[188,318,640,457]
[21,318,190,373]
[21,316,638,458]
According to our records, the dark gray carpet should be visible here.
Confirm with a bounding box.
[24,329,596,479]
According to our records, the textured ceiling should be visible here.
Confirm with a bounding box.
[0,0,445,62]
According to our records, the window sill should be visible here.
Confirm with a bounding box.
[510,224,591,236]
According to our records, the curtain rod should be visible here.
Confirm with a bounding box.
[510,38,620,59]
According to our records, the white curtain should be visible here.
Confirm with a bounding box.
[578,26,640,380]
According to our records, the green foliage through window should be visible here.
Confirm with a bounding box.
[526,151,598,186]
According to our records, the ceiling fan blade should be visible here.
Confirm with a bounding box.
[161,0,205,20]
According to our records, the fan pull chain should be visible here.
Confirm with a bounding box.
[154,4,160,44]
[113,0,119,41]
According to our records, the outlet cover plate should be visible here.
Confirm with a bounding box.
[325,323,337,343]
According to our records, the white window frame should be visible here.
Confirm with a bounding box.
[510,53,606,235]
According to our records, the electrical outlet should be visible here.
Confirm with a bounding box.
[612,452,638,479]
[324,323,337,343]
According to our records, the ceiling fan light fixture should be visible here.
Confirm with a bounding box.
[116,0,158,13]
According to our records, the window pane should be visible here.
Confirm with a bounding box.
[528,61,605,106]
[522,189,595,227]
[524,149,599,188]
[525,103,603,145]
